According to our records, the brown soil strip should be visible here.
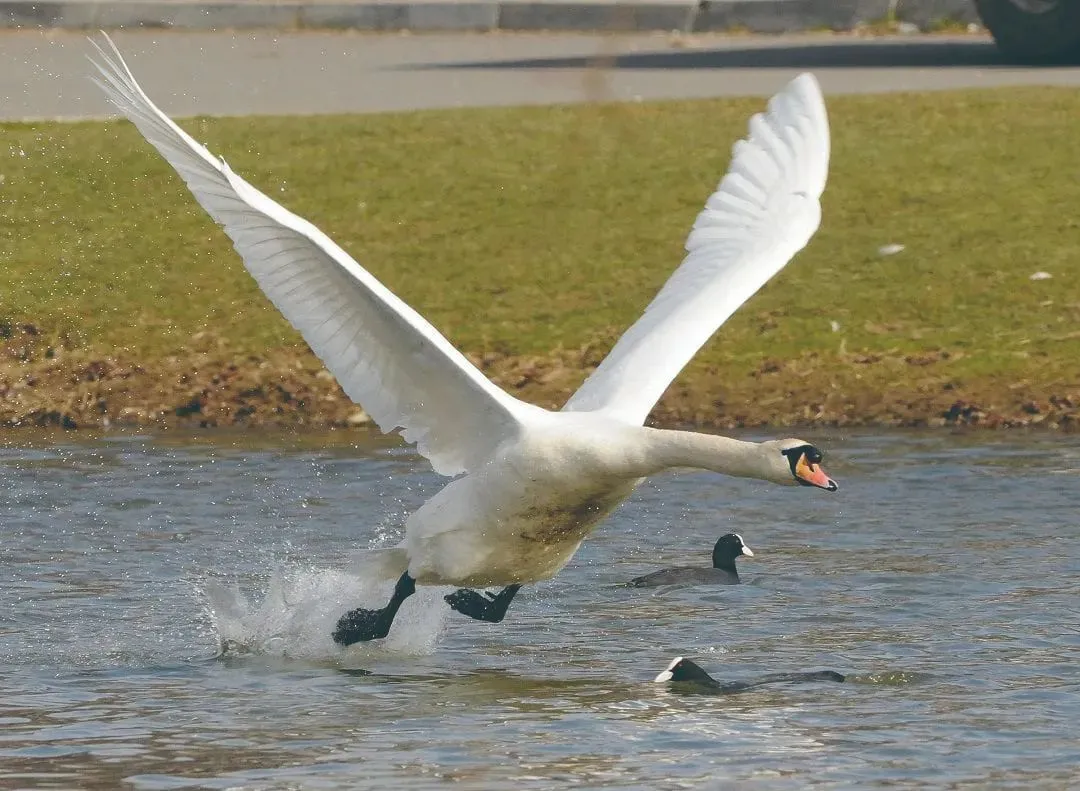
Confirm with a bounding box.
[3,324,1077,434]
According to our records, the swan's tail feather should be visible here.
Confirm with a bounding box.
[345,546,410,582]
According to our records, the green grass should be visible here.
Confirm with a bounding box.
[2,87,1080,408]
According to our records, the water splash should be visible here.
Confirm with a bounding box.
[200,564,449,660]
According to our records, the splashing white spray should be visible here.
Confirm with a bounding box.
[201,564,450,660]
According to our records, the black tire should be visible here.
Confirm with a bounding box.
[974,0,1080,62]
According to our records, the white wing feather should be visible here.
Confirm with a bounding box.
[563,73,830,424]
[88,35,542,477]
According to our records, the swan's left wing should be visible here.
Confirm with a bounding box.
[563,73,829,424]
[88,35,542,477]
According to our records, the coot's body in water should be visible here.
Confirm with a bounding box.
[654,657,845,695]
[631,533,753,588]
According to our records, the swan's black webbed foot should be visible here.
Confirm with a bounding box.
[444,583,521,623]
[332,607,393,645]
[332,572,416,646]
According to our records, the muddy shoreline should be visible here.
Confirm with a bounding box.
[2,325,1077,434]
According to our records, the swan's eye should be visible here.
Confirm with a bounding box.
[780,444,819,466]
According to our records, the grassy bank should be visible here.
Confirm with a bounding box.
[2,87,1080,431]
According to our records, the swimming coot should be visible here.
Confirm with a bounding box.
[631,533,753,588]
[654,656,846,694]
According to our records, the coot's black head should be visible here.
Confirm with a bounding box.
[713,532,754,569]
[654,656,717,685]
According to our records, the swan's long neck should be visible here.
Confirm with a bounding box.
[637,428,776,481]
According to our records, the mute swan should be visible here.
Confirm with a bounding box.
[89,35,838,646]
[630,532,753,587]
[654,657,846,693]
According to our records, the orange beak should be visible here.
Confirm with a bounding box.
[795,454,838,491]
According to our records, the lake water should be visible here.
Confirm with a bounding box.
[1,429,1078,789]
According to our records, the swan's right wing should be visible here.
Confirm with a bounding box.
[89,35,542,477]
[563,74,829,424]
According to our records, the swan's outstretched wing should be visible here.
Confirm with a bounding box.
[88,35,540,477]
[563,74,830,424]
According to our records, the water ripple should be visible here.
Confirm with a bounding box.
[0,429,1078,787]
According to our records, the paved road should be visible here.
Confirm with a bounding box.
[3,29,1080,121]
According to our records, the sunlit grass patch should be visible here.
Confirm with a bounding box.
[2,86,1079,428]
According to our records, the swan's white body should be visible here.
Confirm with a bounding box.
[400,416,644,586]
[88,37,834,590]
[395,419,814,586]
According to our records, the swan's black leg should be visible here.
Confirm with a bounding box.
[444,584,522,623]
[332,572,416,646]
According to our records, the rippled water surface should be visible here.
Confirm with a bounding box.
[1,429,1078,789]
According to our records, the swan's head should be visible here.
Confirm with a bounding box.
[764,439,838,491]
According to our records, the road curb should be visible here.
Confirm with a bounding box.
[0,0,980,32]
